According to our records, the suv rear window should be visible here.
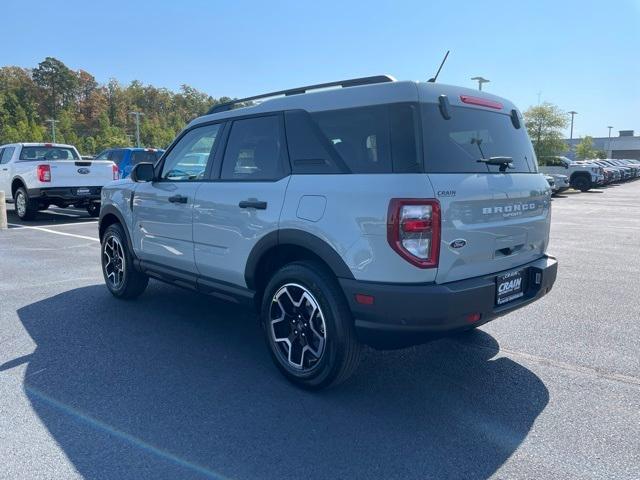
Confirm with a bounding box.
[422,105,536,173]
[285,103,421,174]
[19,146,79,161]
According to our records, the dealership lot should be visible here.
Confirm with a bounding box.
[1,185,639,479]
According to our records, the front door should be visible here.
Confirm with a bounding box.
[132,123,223,273]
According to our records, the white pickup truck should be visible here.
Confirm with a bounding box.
[0,143,118,220]
[537,156,604,192]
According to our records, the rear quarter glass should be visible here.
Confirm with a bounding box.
[421,104,537,174]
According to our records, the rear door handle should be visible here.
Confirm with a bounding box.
[168,194,188,204]
[239,200,267,210]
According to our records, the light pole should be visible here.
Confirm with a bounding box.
[568,111,577,141]
[607,126,613,156]
[45,119,59,143]
[471,76,490,91]
[128,111,145,147]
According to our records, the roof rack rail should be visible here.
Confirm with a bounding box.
[207,75,396,114]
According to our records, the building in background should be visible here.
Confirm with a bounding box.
[564,130,640,160]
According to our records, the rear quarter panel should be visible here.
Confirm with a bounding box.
[279,174,438,283]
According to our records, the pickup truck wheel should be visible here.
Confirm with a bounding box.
[261,261,362,390]
[101,223,148,299]
[86,203,100,217]
[15,187,37,220]
[572,175,591,192]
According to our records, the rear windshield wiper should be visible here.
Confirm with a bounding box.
[477,156,514,172]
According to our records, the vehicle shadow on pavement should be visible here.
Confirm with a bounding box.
[6,207,97,227]
[15,283,549,480]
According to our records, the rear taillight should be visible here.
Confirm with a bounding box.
[387,199,441,268]
[37,164,51,182]
[112,163,119,180]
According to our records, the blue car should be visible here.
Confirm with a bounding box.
[94,147,165,179]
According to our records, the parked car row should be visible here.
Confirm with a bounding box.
[577,158,640,184]
[539,155,639,194]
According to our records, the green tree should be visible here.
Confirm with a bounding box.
[1,58,228,150]
[524,102,569,158]
[32,57,79,118]
[595,150,607,159]
[575,136,597,160]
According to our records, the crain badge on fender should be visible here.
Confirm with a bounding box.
[77,168,90,174]
[450,239,467,249]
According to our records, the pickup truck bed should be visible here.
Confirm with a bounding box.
[0,143,117,219]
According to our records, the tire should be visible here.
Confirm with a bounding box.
[260,261,362,390]
[14,187,37,220]
[86,203,100,217]
[572,175,591,192]
[101,223,148,299]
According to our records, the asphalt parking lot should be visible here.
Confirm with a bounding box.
[1,184,639,480]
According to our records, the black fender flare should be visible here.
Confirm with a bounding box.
[10,175,28,197]
[98,204,135,255]
[244,229,355,290]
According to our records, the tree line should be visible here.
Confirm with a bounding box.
[1,57,603,159]
[0,57,230,154]
[524,103,606,160]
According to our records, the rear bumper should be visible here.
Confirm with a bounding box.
[28,187,102,204]
[340,255,558,348]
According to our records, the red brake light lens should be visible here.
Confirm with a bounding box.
[387,199,441,268]
[112,163,119,180]
[37,164,51,182]
[460,95,503,110]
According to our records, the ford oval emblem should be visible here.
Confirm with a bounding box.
[77,167,90,174]
[450,239,467,249]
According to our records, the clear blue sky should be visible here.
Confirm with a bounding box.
[2,0,639,139]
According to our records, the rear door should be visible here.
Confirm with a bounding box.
[132,124,222,273]
[419,99,551,284]
[193,114,290,287]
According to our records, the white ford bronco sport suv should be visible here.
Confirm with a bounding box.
[0,143,118,219]
[99,75,558,389]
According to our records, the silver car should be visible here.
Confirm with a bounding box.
[98,75,558,388]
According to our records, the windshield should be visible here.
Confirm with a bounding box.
[422,105,536,173]
[19,146,79,161]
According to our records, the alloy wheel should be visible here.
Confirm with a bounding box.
[16,192,26,217]
[269,283,327,371]
[103,235,125,289]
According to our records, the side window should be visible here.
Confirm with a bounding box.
[1,147,15,164]
[221,116,286,180]
[0,148,5,164]
[110,150,125,166]
[130,150,158,166]
[94,150,111,161]
[289,103,420,174]
[161,123,221,181]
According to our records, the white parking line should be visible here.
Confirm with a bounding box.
[41,220,99,228]
[42,209,82,218]
[7,223,99,242]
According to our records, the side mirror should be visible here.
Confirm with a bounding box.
[564,164,569,169]
[130,162,155,182]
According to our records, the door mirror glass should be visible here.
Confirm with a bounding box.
[131,162,155,182]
